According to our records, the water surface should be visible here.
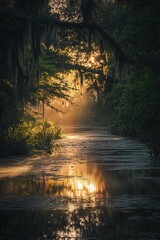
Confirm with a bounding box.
[0,126,160,239]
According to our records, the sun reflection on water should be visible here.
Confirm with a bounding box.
[0,162,108,210]
[37,162,108,205]
[54,162,107,239]
[55,163,107,201]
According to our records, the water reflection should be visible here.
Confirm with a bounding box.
[0,126,160,239]
[59,163,106,194]
[1,207,160,240]
[0,163,109,239]
[0,163,108,212]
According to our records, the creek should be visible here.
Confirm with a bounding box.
[0,126,160,239]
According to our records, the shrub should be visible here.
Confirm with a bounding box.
[0,120,62,156]
[34,121,62,153]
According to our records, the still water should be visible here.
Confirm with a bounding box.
[0,126,160,240]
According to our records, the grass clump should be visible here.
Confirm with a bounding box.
[0,119,62,156]
[34,121,62,154]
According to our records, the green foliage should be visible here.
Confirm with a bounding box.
[111,68,160,160]
[3,121,34,155]
[34,121,62,154]
[1,0,160,161]
[0,119,62,156]
[0,79,23,130]
[102,0,160,160]
[39,48,69,76]
[0,14,68,157]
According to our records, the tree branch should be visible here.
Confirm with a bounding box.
[65,63,102,75]
[12,12,129,64]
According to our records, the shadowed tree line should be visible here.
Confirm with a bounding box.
[104,0,160,161]
[0,0,160,159]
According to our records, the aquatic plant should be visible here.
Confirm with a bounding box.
[0,119,62,156]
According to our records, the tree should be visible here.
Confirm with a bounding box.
[105,0,160,160]
[0,0,126,155]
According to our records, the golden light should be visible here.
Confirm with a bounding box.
[87,183,96,193]
[89,56,95,64]
[0,162,108,211]
[41,44,105,125]
[77,180,83,190]
[56,163,108,202]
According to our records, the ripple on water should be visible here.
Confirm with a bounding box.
[0,126,160,240]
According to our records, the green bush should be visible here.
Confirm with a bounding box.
[0,120,62,156]
[110,68,160,161]
[34,121,62,154]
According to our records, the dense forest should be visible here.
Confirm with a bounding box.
[0,0,160,159]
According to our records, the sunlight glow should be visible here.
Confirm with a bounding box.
[56,163,108,203]
[89,56,95,64]
[77,180,83,190]
[87,183,96,193]
[41,44,109,125]
[0,161,108,212]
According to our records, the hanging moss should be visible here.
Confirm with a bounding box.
[0,0,51,104]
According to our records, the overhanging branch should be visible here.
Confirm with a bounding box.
[12,12,129,64]
[65,63,102,75]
